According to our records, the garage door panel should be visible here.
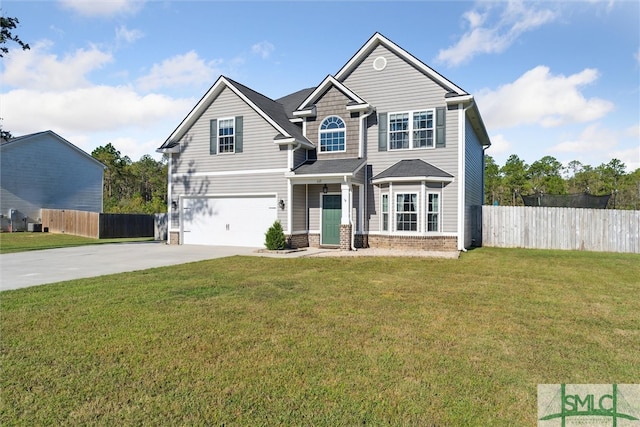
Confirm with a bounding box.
[183,196,277,247]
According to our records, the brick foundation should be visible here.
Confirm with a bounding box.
[368,234,458,251]
[287,233,309,249]
[169,231,180,245]
[353,233,368,249]
[340,224,352,250]
[308,233,320,248]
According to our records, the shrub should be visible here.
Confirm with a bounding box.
[264,220,286,250]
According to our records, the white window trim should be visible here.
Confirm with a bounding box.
[380,192,389,233]
[319,115,347,153]
[378,185,444,235]
[394,192,419,233]
[426,191,441,233]
[388,109,435,151]
[217,116,236,155]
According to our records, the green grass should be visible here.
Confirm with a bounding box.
[1,248,638,425]
[0,232,153,254]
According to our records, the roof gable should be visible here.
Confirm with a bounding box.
[335,32,468,96]
[294,75,370,115]
[1,130,105,169]
[160,76,313,150]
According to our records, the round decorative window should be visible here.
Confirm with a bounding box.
[373,56,387,71]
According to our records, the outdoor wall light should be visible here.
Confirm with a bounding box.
[323,184,328,194]
[171,200,178,209]
[279,199,285,210]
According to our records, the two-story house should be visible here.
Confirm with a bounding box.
[158,33,491,251]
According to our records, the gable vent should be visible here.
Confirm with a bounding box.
[373,56,387,71]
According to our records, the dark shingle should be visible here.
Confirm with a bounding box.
[293,158,365,175]
[372,159,453,180]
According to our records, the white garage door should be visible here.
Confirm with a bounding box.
[182,196,278,247]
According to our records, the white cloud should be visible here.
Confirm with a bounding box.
[476,65,614,129]
[609,147,640,172]
[251,41,275,60]
[116,25,144,45]
[549,124,616,153]
[437,1,557,67]
[2,87,192,134]
[58,0,144,17]
[635,49,640,65]
[136,51,222,91]
[485,134,512,156]
[1,40,112,91]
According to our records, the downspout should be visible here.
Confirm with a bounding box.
[358,107,375,250]
[288,142,304,237]
[166,153,172,244]
[458,100,475,252]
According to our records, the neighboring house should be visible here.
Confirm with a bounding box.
[158,33,491,251]
[0,130,105,231]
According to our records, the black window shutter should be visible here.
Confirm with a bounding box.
[378,112,387,151]
[210,119,217,155]
[235,116,243,153]
[436,107,446,148]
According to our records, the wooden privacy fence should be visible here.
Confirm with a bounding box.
[482,205,640,253]
[41,209,155,239]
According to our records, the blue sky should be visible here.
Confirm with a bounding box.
[1,0,639,172]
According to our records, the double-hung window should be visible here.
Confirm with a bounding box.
[319,116,346,152]
[396,193,417,231]
[389,110,434,150]
[427,193,439,232]
[218,118,235,153]
[381,194,389,232]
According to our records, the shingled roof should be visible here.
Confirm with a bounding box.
[371,159,453,183]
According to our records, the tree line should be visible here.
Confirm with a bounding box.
[91,144,168,214]
[485,154,640,210]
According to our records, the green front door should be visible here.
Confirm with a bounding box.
[322,194,341,246]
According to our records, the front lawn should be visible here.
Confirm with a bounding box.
[0,232,153,254]
[1,248,638,425]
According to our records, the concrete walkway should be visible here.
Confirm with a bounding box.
[0,242,458,291]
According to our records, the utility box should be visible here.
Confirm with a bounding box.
[28,223,43,232]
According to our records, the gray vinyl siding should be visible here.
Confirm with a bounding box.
[464,118,484,248]
[174,86,288,175]
[292,184,307,232]
[341,44,461,234]
[0,134,103,229]
[305,86,360,159]
[171,172,290,230]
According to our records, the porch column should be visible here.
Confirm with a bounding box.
[340,181,352,250]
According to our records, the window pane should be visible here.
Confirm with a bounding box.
[396,193,417,231]
[427,194,439,231]
[218,119,235,153]
[389,113,409,150]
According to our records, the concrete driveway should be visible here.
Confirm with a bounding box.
[0,242,258,291]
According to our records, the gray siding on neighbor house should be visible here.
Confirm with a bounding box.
[0,133,103,229]
[340,43,461,234]
[174,86,289,175]
[305,86,360,159]
[464,118,484,247]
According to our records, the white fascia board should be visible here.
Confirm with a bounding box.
[445,94,474,105]
[292,109,315,117]
[156,145,181,154]
[165,76,294,146]
[335,33,467,95]
[289,118,304,123]
[371,176,455,185]
[274,137,314,149]
[296,75,365,111]
[165,76,226,144]
[345,103,371,112]
[285,172,357,183]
